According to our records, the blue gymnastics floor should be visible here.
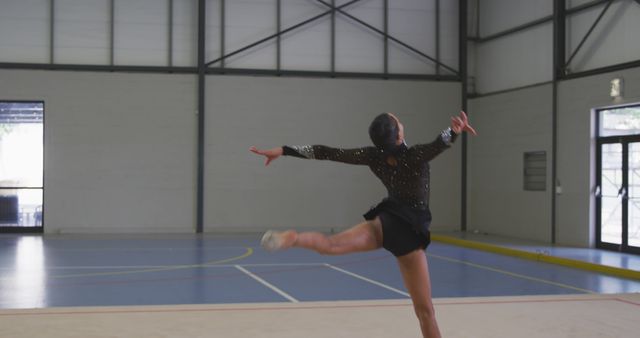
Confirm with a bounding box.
[1,233,639,309]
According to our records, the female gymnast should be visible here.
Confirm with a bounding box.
[250,111,476,338]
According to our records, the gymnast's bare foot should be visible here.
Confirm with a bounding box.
[261,230,298,252]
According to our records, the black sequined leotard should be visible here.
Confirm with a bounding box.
[283,128,457,211]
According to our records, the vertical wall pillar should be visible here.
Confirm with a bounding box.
[196,0,206,233]
[551,0,565,243]
[459,0,468,232]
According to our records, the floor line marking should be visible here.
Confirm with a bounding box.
[44,248,254,279]
[325,264,410,297]
[0,262,326,270]
[235,265,299,303]
[426,252,596,294]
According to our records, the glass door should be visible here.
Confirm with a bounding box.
[629,142,640,249]
[0,102,44,233]
[597,142,623,246]
[596,138,640,254]
[596,105,640,254]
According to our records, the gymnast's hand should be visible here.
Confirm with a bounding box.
[250,146,283,166]
[451,111,477,136]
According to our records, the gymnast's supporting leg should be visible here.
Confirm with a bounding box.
[261,218,383,255]
[396,249,441,338]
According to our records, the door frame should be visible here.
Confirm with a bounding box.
[595,105,640,254]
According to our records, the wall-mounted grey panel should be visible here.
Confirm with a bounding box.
[524,151,547,191]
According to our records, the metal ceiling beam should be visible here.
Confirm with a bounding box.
[205,67,458,81]
[562,59,640,80]
[205,0,363,67]
[0,62,196,73]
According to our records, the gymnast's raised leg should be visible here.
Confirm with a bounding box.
[261,218,383,255]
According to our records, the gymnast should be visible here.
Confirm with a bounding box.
[250,111,476,338]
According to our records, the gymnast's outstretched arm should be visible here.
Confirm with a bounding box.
[250,145,375,166]
[413,110,477,162]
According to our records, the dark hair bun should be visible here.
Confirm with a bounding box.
[369,113,400,154]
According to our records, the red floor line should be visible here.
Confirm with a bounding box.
[0,297,631,317]
[613,297,640,307]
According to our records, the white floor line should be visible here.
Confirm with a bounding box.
[325,264,410,298]
[235,265,299,303]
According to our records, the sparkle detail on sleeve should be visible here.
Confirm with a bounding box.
[440,127,453,146]
[290,145,315,159]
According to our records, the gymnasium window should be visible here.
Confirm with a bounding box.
[0,102,44,229]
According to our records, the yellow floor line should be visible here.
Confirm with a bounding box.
[426,252,595,294]
[431,234,640,281]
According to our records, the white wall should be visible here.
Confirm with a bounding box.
[204,76,461,232]
[468,84,553,242]
[0,69,197,233]
[557,66,640,246]
[474,23,553,94]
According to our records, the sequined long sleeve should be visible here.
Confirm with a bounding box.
[282,145,375,165]
[412,128,458,162]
